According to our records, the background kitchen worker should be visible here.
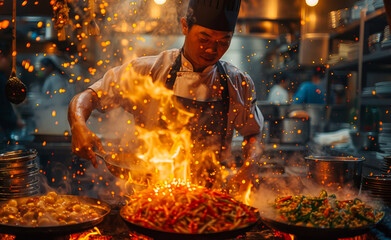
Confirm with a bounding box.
[266,73,290,104]
[68,0,264,188]
[39,57,74,106]
[292,67,327,105]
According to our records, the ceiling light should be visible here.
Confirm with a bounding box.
[305,0,319,7]
[154,0,166,5]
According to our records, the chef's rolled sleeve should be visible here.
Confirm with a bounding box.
[225,65,263,138]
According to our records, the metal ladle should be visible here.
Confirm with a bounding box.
[5,0,26,104]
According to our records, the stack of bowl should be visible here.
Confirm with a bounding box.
[0,149,40,201]
[368,32,382,53]
[362,175,391,206]
[381,156,391,175]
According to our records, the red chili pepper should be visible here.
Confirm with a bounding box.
[207,205,219,218]
[324,208,330,218]
[235,208,242,220]
[278,196,292,202]
[367,211,375,218]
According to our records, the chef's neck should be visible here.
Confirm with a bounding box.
[182,50,208,73]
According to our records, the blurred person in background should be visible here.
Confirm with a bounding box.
[39,57,74,106]
[266,73,290,104]
[292,67,327,104]
[0,42,24,141]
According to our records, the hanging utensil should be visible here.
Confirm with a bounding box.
[87,0,100,36]
[5,0,27,104]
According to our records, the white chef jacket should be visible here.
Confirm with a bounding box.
[89,49,263,152]
[267,84,289,104]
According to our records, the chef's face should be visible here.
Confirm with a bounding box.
[181,18,233,72]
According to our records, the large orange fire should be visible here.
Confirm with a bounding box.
[102,68,229,191]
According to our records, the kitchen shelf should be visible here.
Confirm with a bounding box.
[325,6,391,162]
[363,48,391,64]
[361,97,391,106]
[366,7,386,21]
[365,7,388,31]
[328,59,358,71]
[330,20,360,40]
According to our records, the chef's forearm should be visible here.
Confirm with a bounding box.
[68,89,99,131]
[242,133,263,161]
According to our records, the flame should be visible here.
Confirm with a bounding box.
[110,68,224,188]
[243,183,253,206]
[69,227,110,240]
[0,234,15,240]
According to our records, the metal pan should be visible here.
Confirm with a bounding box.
[0,195,111,236]
[259,210,385,240]
[96,152,156,186]
[120,205,260,240]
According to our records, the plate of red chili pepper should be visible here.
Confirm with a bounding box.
[259,190,385,239]
[120,181,260,240]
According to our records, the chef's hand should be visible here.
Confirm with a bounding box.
[71,124,105,168]
[68,89,104,168]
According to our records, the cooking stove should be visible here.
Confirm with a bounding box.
[1,206,389,240]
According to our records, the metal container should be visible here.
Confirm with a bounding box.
[305,156,365,190]
[0,149,40,200]
[349,131,379,151]
[281,118,310,144]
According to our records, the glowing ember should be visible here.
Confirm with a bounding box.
[0,234,15,240]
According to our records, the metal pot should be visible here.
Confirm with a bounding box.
[305,156,365,190]
[349,130,379,151]
[265,117,310,144]
[280,118,310,144]
[257,101,290,120]
[0,149,40,200]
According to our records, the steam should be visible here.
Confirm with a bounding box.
[248,170,383,219]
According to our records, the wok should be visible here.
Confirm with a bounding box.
[95,152,156,186]
[120,205,260,240]
[259,209,385,240]
[0,195,111,236]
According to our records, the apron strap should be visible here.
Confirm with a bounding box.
[215,61,230,149]
[165,51,231,153]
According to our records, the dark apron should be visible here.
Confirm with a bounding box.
[165,52,230,187]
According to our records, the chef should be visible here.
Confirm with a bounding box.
[68,0,264,188]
